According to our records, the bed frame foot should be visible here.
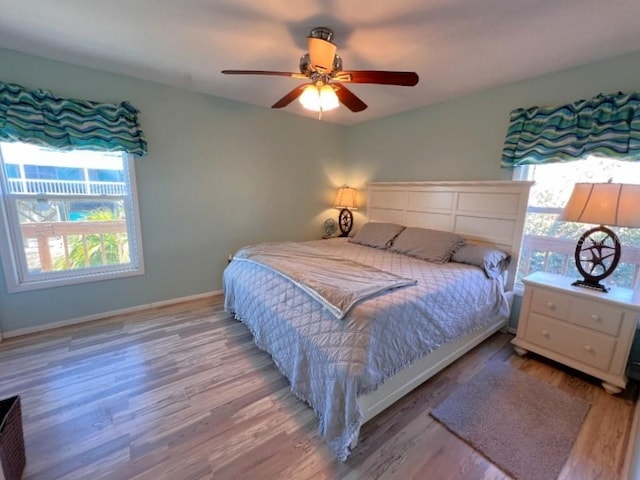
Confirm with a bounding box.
[350,434,359,450]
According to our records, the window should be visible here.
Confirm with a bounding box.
[514,157,640,290]
[0,141,144,292]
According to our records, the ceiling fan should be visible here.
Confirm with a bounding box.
[221,27,419,115]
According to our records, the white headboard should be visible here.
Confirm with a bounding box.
[366,180,534,292]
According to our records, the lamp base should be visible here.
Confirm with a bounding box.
[338,208,353,237]
[571,279,609,293]
[572,225,620,294]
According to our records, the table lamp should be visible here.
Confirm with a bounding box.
[333,186,358,237]
[560,182,640,292]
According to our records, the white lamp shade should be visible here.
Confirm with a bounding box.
[333,186,358,210]
[299,84,339,112]
[560,183,640,228]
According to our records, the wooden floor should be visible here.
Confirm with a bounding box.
[0,295,636,480]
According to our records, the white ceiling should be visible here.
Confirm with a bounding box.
[1,0,640,125]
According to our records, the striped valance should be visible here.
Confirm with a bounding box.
[501,91,640,168]
[0,81,147,156]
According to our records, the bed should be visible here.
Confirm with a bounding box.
[223,180,532,460]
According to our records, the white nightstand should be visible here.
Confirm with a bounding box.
[512,272,640,394]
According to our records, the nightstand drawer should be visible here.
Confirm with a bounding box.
[526,313,616,371]
[568,300,623,336]
[530,289,571,321]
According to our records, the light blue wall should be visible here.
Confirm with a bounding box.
[345,51,640,187]
[3,47,640,334]
[0,48,346,333]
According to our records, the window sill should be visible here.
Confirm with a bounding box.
[5,265,145,293]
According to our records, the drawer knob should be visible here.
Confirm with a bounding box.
[591,314,600,321]
[584,345,593,352]
[541,329,549,337]
[546,302,555,310]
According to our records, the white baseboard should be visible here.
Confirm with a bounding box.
[0,290,223,339]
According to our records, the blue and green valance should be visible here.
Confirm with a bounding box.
[501,91,640,168]
[0,81,147,156]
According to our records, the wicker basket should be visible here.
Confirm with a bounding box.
[0,396,25,480]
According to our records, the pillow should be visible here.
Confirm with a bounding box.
[451,244,511,279]
[389,227,464,264]
[349,222,405,249]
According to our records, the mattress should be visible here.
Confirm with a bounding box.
[223,238,508,460]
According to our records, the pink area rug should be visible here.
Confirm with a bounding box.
[431,362,590,480]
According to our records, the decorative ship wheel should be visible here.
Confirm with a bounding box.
[338,208,353,237]
[572,226,620,292]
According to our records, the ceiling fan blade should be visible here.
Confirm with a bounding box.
[335,71,419,86]
[333,83,367,112]
[271,84,309,109]
[221,70,306,79]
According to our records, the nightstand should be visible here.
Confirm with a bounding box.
[512,272,640,394]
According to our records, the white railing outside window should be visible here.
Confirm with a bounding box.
[7,178,126,196]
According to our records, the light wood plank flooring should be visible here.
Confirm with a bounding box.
[0,296,636,479]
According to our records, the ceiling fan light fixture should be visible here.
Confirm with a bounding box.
[299,84,339,112]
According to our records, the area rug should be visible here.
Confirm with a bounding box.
[430,362,590,480]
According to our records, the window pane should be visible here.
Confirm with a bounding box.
[16,199,129,273]
[5,164,19,179]
[87,168,124,183]
[2,142,124,195]
[23,165,86,181]
[528,158,640,208]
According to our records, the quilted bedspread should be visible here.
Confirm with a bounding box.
[223,238,508,460]
[233,241,417,319]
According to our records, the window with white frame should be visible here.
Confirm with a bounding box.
[0,141,144,292]
[514,157,640,290]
